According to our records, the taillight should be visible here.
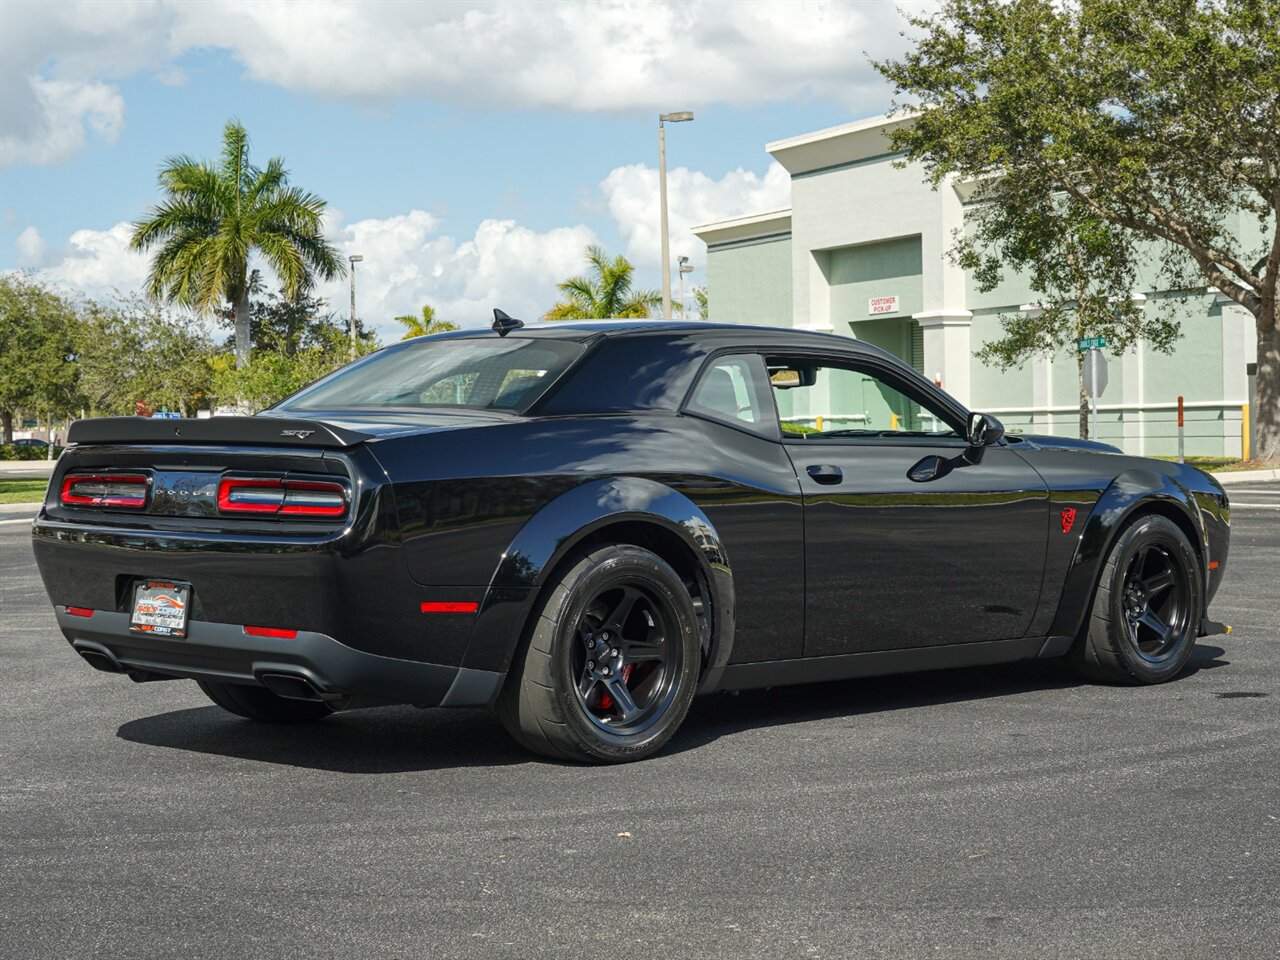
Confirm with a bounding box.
[217,477,348,517]
[60,473,150,508]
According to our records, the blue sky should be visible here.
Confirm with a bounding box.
[0,1,924,336]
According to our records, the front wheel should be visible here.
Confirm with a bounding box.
[1068,514,1203,684]
[496,544,701,763]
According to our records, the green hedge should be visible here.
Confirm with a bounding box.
[0,444,64,461]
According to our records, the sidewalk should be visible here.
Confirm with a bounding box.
[0,460,55,478]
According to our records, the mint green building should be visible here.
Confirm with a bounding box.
[693,114,1259,457]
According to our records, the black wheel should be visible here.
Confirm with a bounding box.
[1068,514,1202,684]
[496,544,701,763]
[196,679,334,723]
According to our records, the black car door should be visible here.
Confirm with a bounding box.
[767,352,1049,657]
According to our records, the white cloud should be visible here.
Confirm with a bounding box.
[15,226,46,267]
[20,211,597,339]
[601,161,791,272]
[2,0,926,166]
[321,211,598,337]
[26,222,150,300]
[0,78,125,167]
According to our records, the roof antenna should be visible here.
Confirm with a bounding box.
[492,308,524,337]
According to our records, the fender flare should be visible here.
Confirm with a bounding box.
[468,476,735,688]
[1047,468,1206,640]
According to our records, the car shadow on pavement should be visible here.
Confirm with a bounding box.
[667,643,1230,756]
[117,703,531,773]
[116,645,1228,770]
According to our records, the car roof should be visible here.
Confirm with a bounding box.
[414,319,888,354]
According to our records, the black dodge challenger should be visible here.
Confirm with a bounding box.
[33,316,1232,763]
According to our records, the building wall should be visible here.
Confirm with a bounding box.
[698,132,1259,458]
[705,236,792,326]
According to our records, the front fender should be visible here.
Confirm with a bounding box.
[463,476,735,687]
[1047,468,1206,640]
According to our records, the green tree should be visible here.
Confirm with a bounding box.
[0,275,79,442]
[212,294,379,410]
[395,304,459,339]
[75,296,216,417]
[545,244,662,319]
[959,200,1181,439]
[693,286,709,321]
[130,119,345,370]
[875,0,1280,462]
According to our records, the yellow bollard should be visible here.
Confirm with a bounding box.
[1242,403,1250,461]
[890,412,899,431]
[815,415,824,432]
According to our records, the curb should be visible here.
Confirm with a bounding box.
[0,501,41,522]
[1210,468,1280,485]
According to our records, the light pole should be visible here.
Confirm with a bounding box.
[677,255,693,319]
[658,111,694,319]
[348,254,363,360]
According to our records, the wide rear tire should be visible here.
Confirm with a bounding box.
[196,679,334,723]
[1067,514,1202,685]
[496,544,701,763]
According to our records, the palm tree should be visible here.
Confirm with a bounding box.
[545,244,662,320]
[394,304,459,339]
[130,120,345,368]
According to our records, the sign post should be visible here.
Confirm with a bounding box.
[1078,337,1109,441]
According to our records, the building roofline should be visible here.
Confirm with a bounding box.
[691,208,792,247]
[767,111,919,176]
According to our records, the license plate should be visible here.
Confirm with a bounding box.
[129,580,191,639]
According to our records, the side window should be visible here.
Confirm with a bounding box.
[686,354,777,438]
[767,358,960,439]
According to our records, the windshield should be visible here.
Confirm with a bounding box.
[278,337,584,412]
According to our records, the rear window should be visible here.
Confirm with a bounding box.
[278,337,584,412]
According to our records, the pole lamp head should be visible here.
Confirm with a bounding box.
[678,255,693,275]
[659,111,695,124]
[349,254,364,264]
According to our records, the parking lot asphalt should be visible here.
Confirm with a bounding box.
[1,489,1277,960]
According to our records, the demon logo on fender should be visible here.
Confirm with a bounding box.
[1060,506,1078,534]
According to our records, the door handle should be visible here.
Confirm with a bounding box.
[806,464,843,485]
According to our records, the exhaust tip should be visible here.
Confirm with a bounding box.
[258,672,327,702]
[74,643,126,674]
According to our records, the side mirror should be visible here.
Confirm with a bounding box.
[966,412,1005,448]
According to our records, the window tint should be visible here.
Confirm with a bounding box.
[279,338,583,411]
[767,359,959,439]
[686,354,776,437]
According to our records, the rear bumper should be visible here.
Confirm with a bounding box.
[54,607,502,708]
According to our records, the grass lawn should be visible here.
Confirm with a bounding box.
[0,479,49,504]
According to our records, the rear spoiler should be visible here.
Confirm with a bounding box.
[66,416,372,449]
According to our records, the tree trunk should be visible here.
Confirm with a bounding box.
[1255,303,1280,465]
[1077,352,1089,440]
[234,290,252,369]
[1,408,12,444]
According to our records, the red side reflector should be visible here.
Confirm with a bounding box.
[420,601,479,614]
[61,473,149,508]
[243,626,298,639]
[66,606,94,618]
[1208,561,1220,570]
